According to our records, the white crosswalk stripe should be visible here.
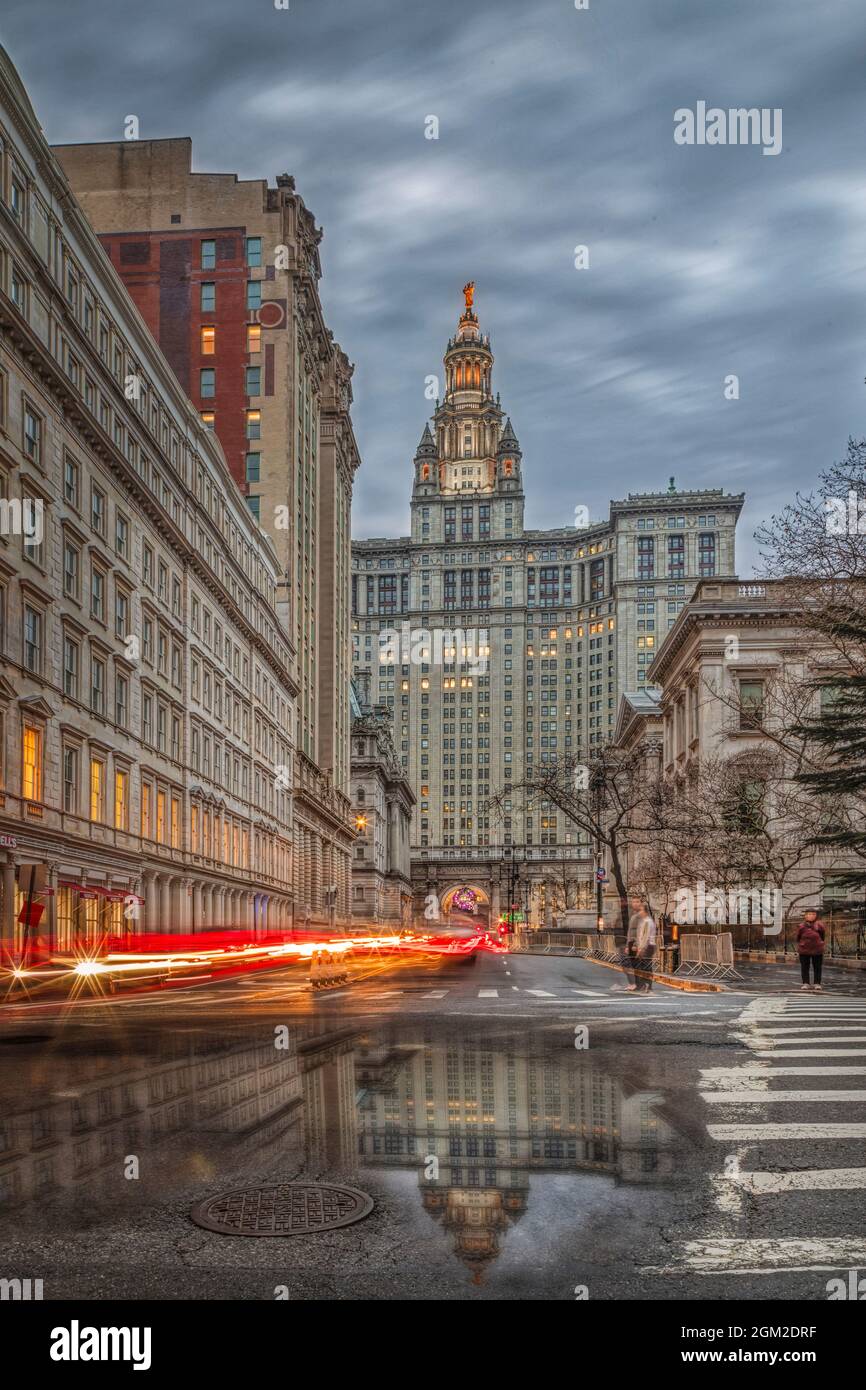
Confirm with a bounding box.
[478,989,499,998]
[421,990,448,999]
[653,995,866,1278]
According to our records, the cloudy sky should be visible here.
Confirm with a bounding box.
[4,0,866,571]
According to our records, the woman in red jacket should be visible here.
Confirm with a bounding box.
[796,909,826,992]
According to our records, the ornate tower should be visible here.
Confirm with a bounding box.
[412,286,525,541]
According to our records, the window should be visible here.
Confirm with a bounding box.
[64,455,79,507]
[91,486,105,535]
[141,782,152,838]
[23,605,41,672]
[90,566,105,621]
[246,237,262,268]
[116,672,128,726]
[63,541,80,599]
[247,324,261,353]
[90,655,105,714]
[63,746,78,813]
[246,280,261,311]
[200,282,215,312]
[245,452,260,482]
[246,496,261,522]
[200,368,215,398]
[115,513,129,559]
[200,240,216,270]
[245,366,261,396]
[90,758,105,822]
[200,412,215,431]
[114,769,129,830]
[63,636,79,697]
[10,265,27,314]
[23,405,41,464]
[738,679,764,730]
[246,409,261,439]
[200,326,216,355]
[22,724,42,801]
[171,795,180,848]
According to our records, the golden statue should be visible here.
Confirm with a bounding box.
[462,281,475,310]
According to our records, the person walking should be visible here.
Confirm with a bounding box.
[623,894,657,993]
[796,909,826,992]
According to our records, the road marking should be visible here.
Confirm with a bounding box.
[524,989,555,997]
[755,1048,866,1058]
[744,1024,866,1033]
[421,990,448,999]
[703,1089,866,1104]
[366,991,404,998]
[722,1169,866,1194]
[569,988,604,997]
[702,1065,866,1081]
[752,1035,866,1046]
[478,989,499,998]
[708,1123,866,1140]
[645,1236,866,1274]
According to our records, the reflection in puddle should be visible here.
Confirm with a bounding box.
[0,1021,676,1286]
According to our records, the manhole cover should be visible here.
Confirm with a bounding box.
[189,1183,373,1237]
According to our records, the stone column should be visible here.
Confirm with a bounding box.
[160,875,171,931]
[193,880,203,933]
[1,861,16,953]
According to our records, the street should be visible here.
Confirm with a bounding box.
[2,948,865,1301]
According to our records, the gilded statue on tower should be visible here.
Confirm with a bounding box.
[462,281,475,310]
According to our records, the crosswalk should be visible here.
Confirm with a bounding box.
[662,993,866,1276]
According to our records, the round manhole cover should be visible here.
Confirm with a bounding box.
[189,1183,373,1237]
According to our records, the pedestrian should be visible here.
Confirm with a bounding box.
[623,894,657,993]
[796,909,826,992]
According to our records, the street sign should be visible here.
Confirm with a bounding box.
[595,869,607,883]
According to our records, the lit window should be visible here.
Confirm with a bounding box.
[201,326,216,355]
[114,769,129,829]
[89,758,105,822]
[246,409,261,439]
[247,324,261,353]
[200,412,215,431]
[22,724,42,801]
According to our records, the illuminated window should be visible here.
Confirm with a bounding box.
[156,790,166,843]
[201,326,216,355]
[200,412,215,431]
[90,758,105,822]
[22,723,42,801]
[191,803,200,854]
[246,409,261,439]
[114,769,128,829]
[171,796,180,849]
[247,324,261,353]
[142,782,152,838]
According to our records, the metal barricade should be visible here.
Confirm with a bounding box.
[676,934,703,975]
[714,931,743,981]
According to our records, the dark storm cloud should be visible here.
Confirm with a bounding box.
[5,0,866,569]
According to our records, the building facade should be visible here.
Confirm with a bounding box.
[349,676,415,927]
[351,288,744,923]
[53,137,360,924]
[638,578,858,916]
[0,47,297,952]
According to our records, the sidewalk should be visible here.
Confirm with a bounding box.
[732,958,866,997]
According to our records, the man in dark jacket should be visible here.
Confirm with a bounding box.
[796,909,826,991]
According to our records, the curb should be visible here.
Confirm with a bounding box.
[513,947,727,993]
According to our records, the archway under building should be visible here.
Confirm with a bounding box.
[440,885,491,929]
